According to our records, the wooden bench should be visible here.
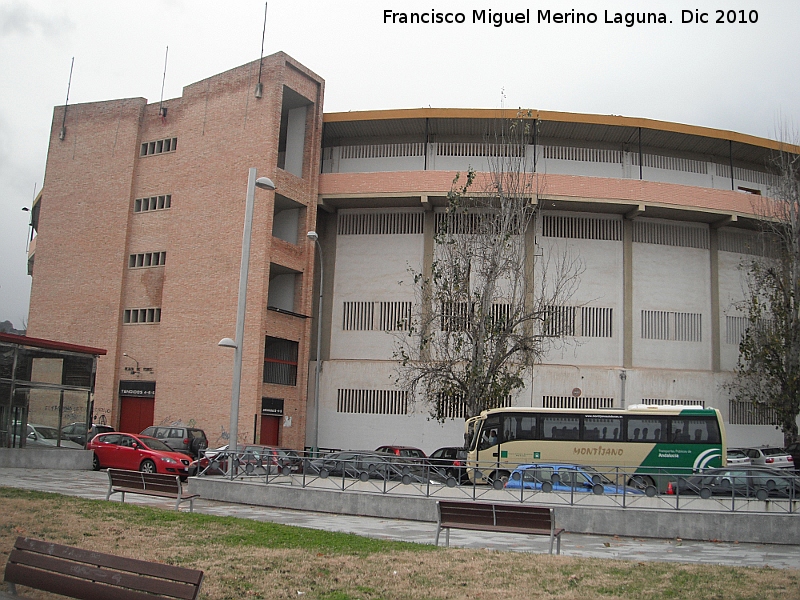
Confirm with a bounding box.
[3,536,203,599]
[106,468,199,512]
[435,500,565,554]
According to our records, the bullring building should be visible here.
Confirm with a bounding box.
[24,51,795,453]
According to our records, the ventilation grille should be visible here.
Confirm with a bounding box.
[436,142,525,157]
[134,194,171,213]
[542,396,614,409]
[337,389,408,415]
[718,230,779,257]
[436,393,512,419]
[641,398,705,407]
[123,308,161,324]
[340,143,424,159]
[715,164,779,187]
[725,315,747,345]
[343,302,374,331]
[379,301,412,331]
[581,307,613,338]
[729,400,777,425]
[338,212,424,235]
[641,310,702,342]
[542,145,622,164]
[140,137,177,157]
[544,305,613,338]
[543,305,576,337]
[632,153,708,174]
[129,251,166,268]
[542,215,622,240]
[632,221,709,249]
[435,212,501,235]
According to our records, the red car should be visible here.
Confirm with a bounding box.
[88,432,193,479]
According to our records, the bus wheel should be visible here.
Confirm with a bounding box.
[628,475,655,491]
[491,471,510,490]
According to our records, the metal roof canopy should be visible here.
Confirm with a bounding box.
[323,109,799,169]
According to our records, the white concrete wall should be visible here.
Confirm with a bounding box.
[284,106,307,178]
[632,223,711,371]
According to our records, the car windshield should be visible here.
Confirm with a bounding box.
[138,437,174,452]
[34,426,59,440]
[762,448,788,456]
[728,450,747,458]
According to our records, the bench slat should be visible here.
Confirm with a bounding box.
[4,563,171,600]
[7,550,198,599]
[436,501,563,554]
[12,537,203,585]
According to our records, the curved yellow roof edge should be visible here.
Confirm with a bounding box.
[323,108,800,154]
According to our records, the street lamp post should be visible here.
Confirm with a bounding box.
[218,168,275,478]
[307,231,323,454]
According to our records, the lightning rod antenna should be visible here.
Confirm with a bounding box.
[59,57,74,141]
[159,46,169,119]
[255,2,268,98]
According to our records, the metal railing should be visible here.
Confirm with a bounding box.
[195,450,799,514]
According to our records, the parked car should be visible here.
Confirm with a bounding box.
[25,424,83,449]
[88,432,193,478]
[726,448,751,466]
[60,422,114,446]
[140,426,208,458]
[784,441,800,474]
[307,451,442,484]
[504,463,644,495]
[238,445,305,475]
[669,467,800,499]
[741,446,794,469]
[428,446,469,483]
[375,445,427,460]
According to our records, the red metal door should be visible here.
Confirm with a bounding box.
[119,397,155,434]
[259,416,280,446]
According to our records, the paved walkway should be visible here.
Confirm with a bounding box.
[1,468,799,569]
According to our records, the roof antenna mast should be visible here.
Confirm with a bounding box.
[254,2,268,98]
[58,57,74,141]
[158,46,169,120]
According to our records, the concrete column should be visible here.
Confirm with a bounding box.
[709,228,721,372]
[623,219,634,368]
[419,210,436,360]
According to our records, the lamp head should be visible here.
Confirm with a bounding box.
[218,337,237,349]
[255,177,276,191]
[307,231,319,242]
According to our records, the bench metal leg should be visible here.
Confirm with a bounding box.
[435,524,440,546]
[445,529,450,547]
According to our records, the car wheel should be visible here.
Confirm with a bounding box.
[91,453,101,471]
[140,459,157,474]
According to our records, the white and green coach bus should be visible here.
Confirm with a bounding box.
[465,404,726,491]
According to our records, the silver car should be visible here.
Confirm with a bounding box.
[742,446,794,469]
[26,424,83,449]
[726,448,751,466]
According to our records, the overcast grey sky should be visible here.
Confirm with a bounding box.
[1,0,798,329]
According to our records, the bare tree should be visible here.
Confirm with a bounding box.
[729,142,800,444]
[395,116,583,421]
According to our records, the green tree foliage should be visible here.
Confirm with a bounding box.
[394,116,582,421]
[730,148,800,444]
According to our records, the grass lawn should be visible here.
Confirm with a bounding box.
[0,487,798,599]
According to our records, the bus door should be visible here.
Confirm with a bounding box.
[476,414,502,476]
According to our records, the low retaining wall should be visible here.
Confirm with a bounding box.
[0,448,93,470]
[190,477,800,546]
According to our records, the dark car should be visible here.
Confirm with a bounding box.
[60,422,114,446]
[308,451,441,484]
[238,445,304,475]
[88,432,194,479]
[428,446,469,483]
[784,442,800,474]
[375,445,427,460]
[669,467,800,500]
[140,426,208,458]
